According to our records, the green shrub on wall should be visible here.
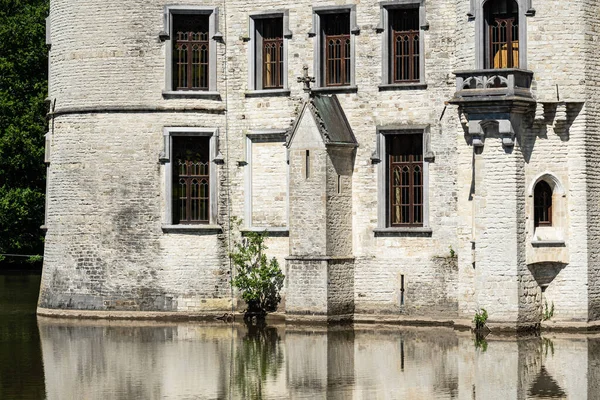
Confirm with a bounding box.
[230,231,285,316]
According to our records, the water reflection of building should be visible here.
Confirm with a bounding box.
[37,320,600,399]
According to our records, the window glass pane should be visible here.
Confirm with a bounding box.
[172,136,210,224]
[390,8,419,83]
[387,134,423,226]
[258,18,284,89]
[485,0,519,68]
[323,13,350,86]
[172,15,210,90]
[534,181,552,227]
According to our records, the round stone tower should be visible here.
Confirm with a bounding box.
[39,0,234,314]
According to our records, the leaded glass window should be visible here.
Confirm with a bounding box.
[258,18,284,89]
[388,134,423,227]
[323,13,351,87]
[172,136,210,224]
[173,15,210,90]
[534,181,552,227]
[390,8,420,83]
[485,0,519,69]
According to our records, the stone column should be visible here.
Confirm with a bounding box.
[469,117,539,329]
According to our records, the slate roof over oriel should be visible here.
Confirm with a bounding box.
[287,94,358,147]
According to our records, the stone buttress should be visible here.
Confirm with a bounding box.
[285,94,357,321]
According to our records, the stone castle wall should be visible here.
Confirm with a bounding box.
[40,0,600,325]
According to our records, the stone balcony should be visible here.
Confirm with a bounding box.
[449,68,536,115]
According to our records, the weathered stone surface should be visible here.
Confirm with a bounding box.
[40,0,600,328]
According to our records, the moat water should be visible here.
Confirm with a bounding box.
[1,273,598,399]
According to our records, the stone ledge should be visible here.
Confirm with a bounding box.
[285,255,355,261]
[244,89,291,98]
[36,307,232,321]
[354,313,456,327]
[541,319,600,333]
[162,90,222,100]
[285,313,353,324]
[240,227,289,237]
[311,86,358,95]
[531,239,566,247]
[378,83,428,91]
[36,308,600,332]
[373,227,433,237]
[161,225,222,234]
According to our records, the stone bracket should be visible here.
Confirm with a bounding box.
[467,117,515,149]
[532,101,584,131]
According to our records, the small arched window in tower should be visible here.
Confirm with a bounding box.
[534,181,552,227]
[484,0,519,69]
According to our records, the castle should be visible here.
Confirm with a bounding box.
[38,0,600,330]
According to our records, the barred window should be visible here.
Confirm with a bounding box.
[172,15,210,90]
[172,136,210,224]
[388,134,423,227]
[258,18,284,89]
[322,13,351,87]
[390,8,420,83]
[485,0,519,69]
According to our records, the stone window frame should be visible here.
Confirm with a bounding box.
[376,0,428,91]
[243,129,289,235]
[528,172,566,246]
[373,125,434,236]
[469,0,534,70]
[246,11,292,97]
[161,127,221,233]
[309,5,360,94]
[162,6,221,99]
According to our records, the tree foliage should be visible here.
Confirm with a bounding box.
[230,232,285,315]
[0,0,48,260]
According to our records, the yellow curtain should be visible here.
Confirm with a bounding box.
[493,41,519,68]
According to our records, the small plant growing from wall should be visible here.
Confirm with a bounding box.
[473,308,488,331]
[448,246,456,258]
[542,300,554,321]
[230,231,285,319]
[473,308,489,349]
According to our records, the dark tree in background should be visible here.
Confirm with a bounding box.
[0,0,48,263]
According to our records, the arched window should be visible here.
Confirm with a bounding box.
[534,181,552,227]
[484,0,519,69]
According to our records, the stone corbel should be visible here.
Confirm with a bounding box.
[467,0,476,19]
[472,135,484,148]
[468,120,485,148]
[555,102,567,126]
[525,0,536,16]
[158,31,169,41]
[213,128,225,165]
[533,103,545,124]
[212,8,223,41]
[371,132,381,164]
[370,150,381,164]
[468,119,515,149]
[502,135,515,148]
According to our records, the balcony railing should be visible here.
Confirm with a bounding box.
[451,68,534,102]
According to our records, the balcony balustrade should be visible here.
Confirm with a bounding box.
[449,68,535,114]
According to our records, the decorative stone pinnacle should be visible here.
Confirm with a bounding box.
[297,65,315,93]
